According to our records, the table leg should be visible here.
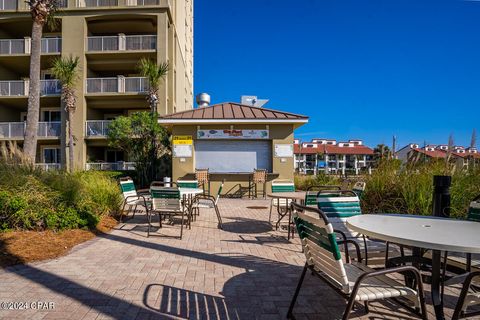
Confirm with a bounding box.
[431,249,445,320]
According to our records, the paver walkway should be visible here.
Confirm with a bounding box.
[0,199,475,319]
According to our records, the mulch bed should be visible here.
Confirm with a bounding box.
[0,216,118,268]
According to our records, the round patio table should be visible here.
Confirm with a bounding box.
[179,188,204,221]
[267,191,306,240]
[347,214,480,320]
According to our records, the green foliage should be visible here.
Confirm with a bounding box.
[137,58,169,90]
[107,111,170,186]
[0,163,122,232]
[361,159,480,218]
[51,56,80,88]
[294,173,342,191]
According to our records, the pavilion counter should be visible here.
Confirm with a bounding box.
[158,102,309,196]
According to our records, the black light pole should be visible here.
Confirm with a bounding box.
[430,174,451,320]
[150,94,158,183]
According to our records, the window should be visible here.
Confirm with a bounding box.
[106,150,124,162]
[42,110,61,122]
[43,148,60,163]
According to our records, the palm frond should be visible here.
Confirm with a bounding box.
[51,55,80,88]
[137,58,169,89]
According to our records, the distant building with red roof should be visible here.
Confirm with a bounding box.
[294,139,374,175]
[396,143,480,168]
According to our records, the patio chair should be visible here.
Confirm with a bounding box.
[119,177,149,222]
[193,180,224,229]
[304,185,341,207]
[317,190,403,267]
[149,186,188,239]
[287,203,428,320]
[177,179,199,188]
[451,271,480,320]
[195,168,210,195]
[352,181,366,198]
[249,169,267,199]
[268,179,295,223]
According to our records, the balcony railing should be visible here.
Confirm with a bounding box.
[40,79,62,95]
[85,120,112,137]
[0,0,16,10]
[35,163,61,171]
[0,79,61,96]
[86,77,148,94]
[125,77,149,93]
[81,0,118,7]
[41,37,62,53]
[86,78,118,93]
[0,38,61,55]
[126,0,159,5]
[0,81,25,96]
[0,39,25,54]
[0,121,60,139]
[86,162,135,171]
[87,35,156,52]
[125,35,156,50]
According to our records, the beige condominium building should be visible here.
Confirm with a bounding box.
[0,0,193,170]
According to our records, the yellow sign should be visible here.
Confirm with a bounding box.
[173,135,193,145]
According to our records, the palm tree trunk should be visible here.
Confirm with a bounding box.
[67,110,74,172]
[23,21,43,163]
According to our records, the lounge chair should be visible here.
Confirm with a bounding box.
[149,186,188,239]
[195,168,210,195]
[287,203,428,320]
[119,177,149,222]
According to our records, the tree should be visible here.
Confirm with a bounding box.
[137,58,169,113]
[107,112,170,186]
[51,56,80,172]
[373,144,391,166]
[23,0,59,163]
[137,58,169,180]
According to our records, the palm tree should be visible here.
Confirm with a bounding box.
[137,58,169,114]
[137,58,169,181]
[51,56,80,172]
[23,0,59,163]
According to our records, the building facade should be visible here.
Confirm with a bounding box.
[0,0,193,170]
[397,143,480,168]
[294,139,374,175]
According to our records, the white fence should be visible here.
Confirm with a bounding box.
[40,79,62,95]
[0,39,25,54]
[0,38,61,55]
[86,77,148,94]
[35,163,61,171]
[86,162,135,171]
[41,37,62,53]
[125,35,156,50]
[0,79,60,96]
[87,36,118,51]
[85,120,112,137]
[0,121,60,139]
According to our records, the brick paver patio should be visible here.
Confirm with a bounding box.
[0,199,474,319]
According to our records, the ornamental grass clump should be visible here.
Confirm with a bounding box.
[0,144,122,232]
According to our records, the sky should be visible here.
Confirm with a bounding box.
[193,0,480,149]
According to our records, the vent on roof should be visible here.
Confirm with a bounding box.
[241,95,269,108]
[196,93,211,108]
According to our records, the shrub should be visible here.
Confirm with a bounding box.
[0,163,122,232]
[294,173,342,191]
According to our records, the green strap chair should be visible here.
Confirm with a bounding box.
[119,177,149,222]
[149,186,187,239]
[304,185,342,207]
[288,203,427,320]
[268,179,295,223]
[177,179,199,189]
[452,271,480,320]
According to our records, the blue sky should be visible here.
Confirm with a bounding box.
[193,0,480,149]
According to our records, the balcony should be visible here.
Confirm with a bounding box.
[86,77,148,94]
[87,35,156,52]
[78,0,118,7]
[86,162,135,171]
[0,38,61,55]
[0,80,61,97]
[0,0,16,10]
[85,120,112,137]
[125,0,159,5]
[0,121,61,139]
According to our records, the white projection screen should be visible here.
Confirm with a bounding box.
[195,140,272,173]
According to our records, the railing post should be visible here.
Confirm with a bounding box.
[8,123,11,138]
[24,79,29,96]
[118,76,125,93]
[118,33,126,51]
